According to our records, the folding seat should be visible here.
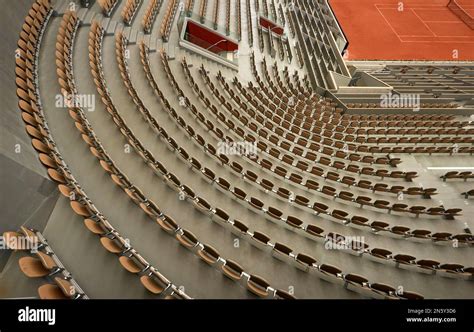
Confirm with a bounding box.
[139,198,162,218]
[425,230,450,244]
[215,177,231,193]
[244,170,258,183]
[274,166,287,178]
[119,252,150,274]
[410,229,431,242]
[318,157,331,166]
[272,242,295,263]
[343,274,371,295]
[232,187,247,201]
[355,196,372,208]
[370,221,390,233]
[140,269,170,295]
[38,283,70,300]
[416,259,440,274]
[266,207,284,223]
[293,253,317,272]
[289,173,303,184]
[259,179,274,192]
[192,195,212,214]
[18,251,58,278]
[280,215,302,230]
[293,195,310,207]
[397,291,424,300]
[164,173,182,193]
[369,283,398,299]
[197,244,221,266]
[341,176,355,187]
[374,200,390,211]
[462,189,474,199]
[316,264,344,285]
[175,229,199,250]
[100,235,131,255]
[368,248,392,263]
[312,202,329,215]
[247,275,271,298]
[221,259,244,281]
[460,171,473,181]
[405,171,418,181]
[180,185,196,202]
[408,206,425,217]
[229,219,249,238]
[274,289,296,299]
[338,191,354,202]
[390,226,411,238]
[331,210,349,224]
[321,186,337,198]
[347,239,369,256]
[201,167,216,184]
[251,231,271,251]
[304,224,325,242]
[443,208,462,219]
[212,208,230,226]
[295,160,309,172]
[452,234,473,246]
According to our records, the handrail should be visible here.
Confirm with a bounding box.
[206,39,227,51]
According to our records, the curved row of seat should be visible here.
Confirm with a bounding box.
[240,73,474,161]
[246,0,253,47]
[272,62,313,98]
[212,0,219,29]
[346,102,459,109]
[257,23,264,53]
[199,0,207,24]
[185,62,467,221]
[110,37,434,297]
[185,0,195,13]
[225,0,231,35]
[278,2,286,26]
[121,0,141,26]
[56,11,190,300]
[262,62,473,147]
[142,0,161,34]
[253,58,474,148]
[4,226,88,299]
[262,0,269,17]
[236,0,241,40]
[257,55,463,128]
[13,0,473,301]
[199,66,438,199]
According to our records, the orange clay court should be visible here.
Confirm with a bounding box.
[330,0,474,61]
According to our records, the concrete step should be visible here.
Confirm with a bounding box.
[128,28,139,44]
[106,21,118,36]
[83,10,97,26]
[77,7,88,22]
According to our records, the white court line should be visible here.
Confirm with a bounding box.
[427,167,474,170]
[374,4,403,42]
[411,8,437,37]
[422,21,464,23]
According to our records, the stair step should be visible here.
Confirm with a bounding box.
[129,28,139,44]
[106,21,118,36]
[77,7,88,21]
[83,10,96,26]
